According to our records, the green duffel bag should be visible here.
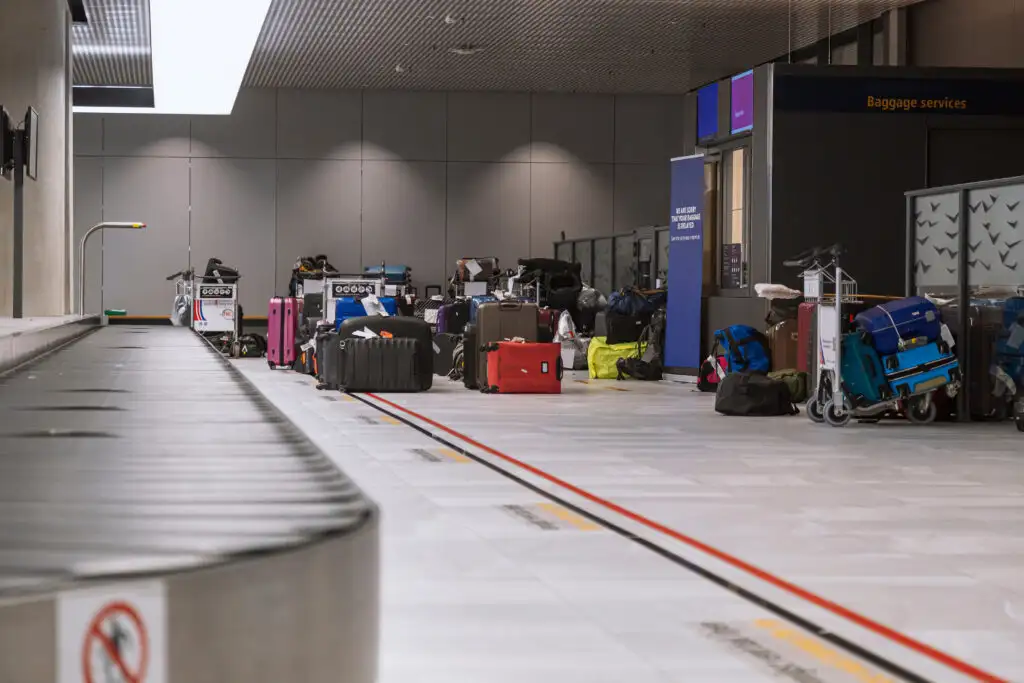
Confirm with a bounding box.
[587,336,646,379]
[768,368,810,403]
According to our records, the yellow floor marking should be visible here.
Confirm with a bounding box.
[605,386,630,392]
[574,379,590,385]
[379,415,401,426]
[754,619,897,683]
[438,448,471,463]
[536,502,601,531]
[341,394,356,402]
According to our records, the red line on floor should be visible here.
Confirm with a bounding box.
[365,392,1007,683]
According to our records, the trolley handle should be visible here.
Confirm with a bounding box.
[783,243,846,269]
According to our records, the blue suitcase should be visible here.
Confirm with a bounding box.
[882,341,960,398]
[840,333,891,406]
[855,296,941,355]
[335,296,399,329]
[469,295,498,323]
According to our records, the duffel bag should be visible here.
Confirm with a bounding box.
[715,372,799,416]
[587,336,646,380]
[767,368,809,403]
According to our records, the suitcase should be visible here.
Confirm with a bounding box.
[882,341,960,399]
[339,337,431,392]
[475,301,539,383]
[941,303,1010,419]
[483,342,562,394]
[839,332,891,406]
[469,295,498,323]
[456,257,499,283]
[303,292,324,322]
[433,333,461,377]
[855,296,941,355]
[437,300,470,335]
[605,311,652,345]
[769,318,800,372]
[797,302,816,374]
[337,315,434,379]
[363,264,411,285]
[316,330,342,390]
[463,323,480,389]
[538,308,559,343]
[335,296,399,329]
[267,296,300,369]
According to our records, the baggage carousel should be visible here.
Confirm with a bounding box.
[0,324,379,682]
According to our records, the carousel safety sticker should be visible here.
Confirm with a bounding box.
[58,581,167,683]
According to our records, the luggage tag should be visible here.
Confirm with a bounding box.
[465,259,483,278]
[301,339,316,353]
[940,324,956,351]
[353,327,379,339]
[433,341,441,354]
[1008,323,1024,350]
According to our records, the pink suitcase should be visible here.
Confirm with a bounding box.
[267,297,301,369]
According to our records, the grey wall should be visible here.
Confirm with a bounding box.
[74,88,685,315]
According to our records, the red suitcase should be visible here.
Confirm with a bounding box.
[483,342,562,394]
[797,302,816,374]
[268,296,301,369]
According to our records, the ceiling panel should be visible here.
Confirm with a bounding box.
[72,0,919,94]
[72,0,151,86]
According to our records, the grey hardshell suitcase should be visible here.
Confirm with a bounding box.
[339,337,432,392]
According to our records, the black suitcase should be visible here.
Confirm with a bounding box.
[433,333,461,377]
[337,315,434,377]
[605,311,652,345]
[463,324,479,389]
[339,337,432,392]
[316,331,342,390]
[942,303,1011,420]
[303,293,324,321]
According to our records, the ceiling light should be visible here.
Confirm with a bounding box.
[74,0,272,115]
[449,45,483,56]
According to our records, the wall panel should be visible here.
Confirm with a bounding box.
[446,162,531,272]
[275,159,363,290]
[276,89,362,160]
[73,156,104,313]
[530,162,614,256]
[190,158,277,311]
[101,157,190,315]
[362,91,446,162]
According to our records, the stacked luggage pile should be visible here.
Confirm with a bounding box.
[814,295,960,425]
[260,254,669,395]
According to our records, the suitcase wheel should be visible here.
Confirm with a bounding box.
[268,361,276,370]
[556,358,564,381]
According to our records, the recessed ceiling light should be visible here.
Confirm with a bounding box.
[449,44,483,56]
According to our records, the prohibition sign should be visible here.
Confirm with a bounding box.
[81,601,149,683]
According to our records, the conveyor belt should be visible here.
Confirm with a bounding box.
[0,325,374,595]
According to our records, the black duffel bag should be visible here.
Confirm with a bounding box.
[715,372,799,417]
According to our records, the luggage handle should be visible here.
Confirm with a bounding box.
[425,285,442,298]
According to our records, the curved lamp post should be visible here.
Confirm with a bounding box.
[78,222,146,316]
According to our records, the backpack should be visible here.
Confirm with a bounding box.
[616,357,662,381]
[715,372,799,416]
[697,355,728,392]
[607,288,656,317]
[238,333,266,358]
[767,368,809,403]
[712,325,771,374]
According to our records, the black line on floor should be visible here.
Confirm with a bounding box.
[349,393,932,683]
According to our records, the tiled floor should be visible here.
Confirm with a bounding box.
[236,363,1024,683]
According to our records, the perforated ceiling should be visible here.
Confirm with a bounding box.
[72,0,919,94]
[72,0,151,87]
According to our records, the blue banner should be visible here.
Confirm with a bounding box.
[665,154,705,371]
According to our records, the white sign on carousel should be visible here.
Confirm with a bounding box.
[57,581,167,683]
[192,283,237,333]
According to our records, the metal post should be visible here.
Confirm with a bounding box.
[957,189,970,422]
[12,130,24,318]
[78,222,147,315]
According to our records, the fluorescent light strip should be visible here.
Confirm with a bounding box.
[74,0,272,115]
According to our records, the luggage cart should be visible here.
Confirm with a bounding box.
[166,268,194,327]
[192,273,241,357]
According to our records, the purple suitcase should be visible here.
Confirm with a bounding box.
[268,296,300,369]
